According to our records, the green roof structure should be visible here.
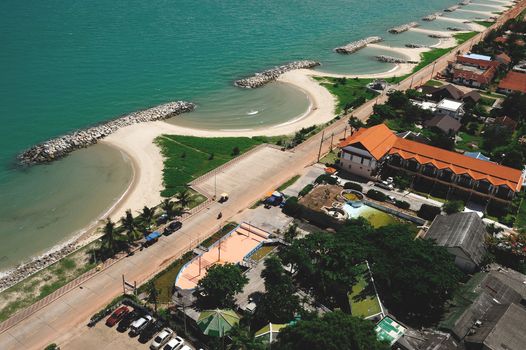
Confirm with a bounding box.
[348,262,384,319]
[255,323,287,343]
[375,316,406,346]
[197,309,240,337]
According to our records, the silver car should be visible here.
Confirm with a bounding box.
[150,328,174,349]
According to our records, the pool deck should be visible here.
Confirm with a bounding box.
[175,223,269,290]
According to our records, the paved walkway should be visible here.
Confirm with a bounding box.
[1,3,525,349]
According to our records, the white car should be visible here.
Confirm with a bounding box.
[162,336,185,350]
[179,346,192,350]
[129,315,153,336]
[150,328,174,349]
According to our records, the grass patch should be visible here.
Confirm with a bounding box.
[474,21,494,28]
[456,131,484,152]
[320,150,339,165]
[277,175,300,191]
[316,77,379,114]
[151,253,194,303]
[250,245,277,262]
[200,222,238,248]
[479,96,496,107]
[515,198,526,230]
[425,80,444,87]
[156,136,264,197]
[348,264,382,318]
[453,31,478,45]
[412,48,451,74]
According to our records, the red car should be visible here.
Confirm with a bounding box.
[105,306,130,327]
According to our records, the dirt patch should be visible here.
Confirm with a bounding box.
[299,184,342,211]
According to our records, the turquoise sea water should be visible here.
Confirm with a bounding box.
[0,0,486,269]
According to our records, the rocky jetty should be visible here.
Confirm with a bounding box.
[422,12,442,21]
[405,43,428,48]
[388,22,419,34]
[334,36,382,54]
[429,33,451,39]
[447,27,464,31]
[459,0,470,5]
[375,55,418,64]
[234,60,320,88]
[445,5,460,12]
[0,242,77,293]
[18,101,195,165]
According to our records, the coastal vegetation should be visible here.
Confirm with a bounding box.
[313,77,378,114]
[155,135,264,197]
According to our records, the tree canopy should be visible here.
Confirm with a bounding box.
[273,311,389,350]
[196,263,248,309]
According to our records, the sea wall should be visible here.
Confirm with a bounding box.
[388,22,419,34]
[334,36,382,54]
[18,101,195,165]
[234,60,320,88]
[375,55,418,64]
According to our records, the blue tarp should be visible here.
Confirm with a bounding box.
[145,231,161,242]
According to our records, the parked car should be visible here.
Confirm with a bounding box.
[150,327,174,349]
[117,310,139,332]
[163,221,182,236]
[143,231,162,247]
[139,320,164,344]
[156,214,169,225]
[375,181,394,191]
[129,315,153,337]
[162,336,185,350]
[105,305,130,327]
[179,346,192,350]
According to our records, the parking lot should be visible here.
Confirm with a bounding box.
[61,309,195,350]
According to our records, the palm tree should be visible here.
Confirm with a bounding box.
[121,209,138,245]
[147,281,159,313]
[140,205,154,229]
[160,199,174,219]
[102,218,116,253]
[176,189,191,211]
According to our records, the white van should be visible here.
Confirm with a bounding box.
[129,315,153,336]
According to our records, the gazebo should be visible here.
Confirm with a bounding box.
[197,309,240,337]
[254,323,287,343]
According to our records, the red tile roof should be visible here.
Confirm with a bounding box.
[457,55,500,69]
[496,53,512,65]
[339,124,523,191]
[453,66,496,85]
[498,71,526,94]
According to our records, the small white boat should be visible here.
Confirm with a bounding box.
[247,109,259,115]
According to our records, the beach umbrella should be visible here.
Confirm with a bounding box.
[255,323,287,343]
[197,309,240,337]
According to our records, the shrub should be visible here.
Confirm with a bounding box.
[367,189,387,202]
[315,174,337,185]
[443,200,465,215]
[299,184,314,197]
[499,214,516,227]
[343,182,363,192]
[418,204,442,221]
[231,146,240,156]
[395,200,411,210]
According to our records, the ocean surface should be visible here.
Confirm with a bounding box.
[0,0,488,270]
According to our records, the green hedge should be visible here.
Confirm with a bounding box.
[343,182,363,192]
[299,184,314,197]
[395,200,411,210]
[367,189,386,202]
[418,204,441,221]
[315,174,337,185]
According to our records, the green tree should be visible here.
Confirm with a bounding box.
[443,200,465,215]
[232,146,240,156]
[283,224,299,243]
[254,256,300,326]
[101,218,116,253]
[196,263,248,309]
[368,224,462,325]
[273,311,389,350]
[121,209,138,245]
[140,205,155,228]
[348,116,365,133]
[161,198,175,219]
[386,90,409,109]
[147,281,159,313]
[176,189,191,211]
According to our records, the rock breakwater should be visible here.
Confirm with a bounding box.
[234,60,320,88]
[388,22,419,34]
[445,5,460,12]
[18,101,195,165]
[423,12,442,21]
[334,36,382,54]
[375,55,418,64]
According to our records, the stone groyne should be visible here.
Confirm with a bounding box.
[334,36,382,54]
[429,33,451,39]
[18,101,195,165]
[375,55,418,64]
[234,60,320,88]
[422,12,442,21]
[405,43,428,48]
[388,22,419,34]
[447,27,464,31]
[445,5,460,12]
[459,0,471,6]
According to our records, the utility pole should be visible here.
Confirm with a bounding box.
[330,133,334,152]
[317,130,325,162]
[343,126,348,139]
[409,75,414,89]
[430,61,437,80]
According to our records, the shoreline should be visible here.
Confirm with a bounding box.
[0,1,502,287]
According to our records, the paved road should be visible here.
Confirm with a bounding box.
[1,2,525,349]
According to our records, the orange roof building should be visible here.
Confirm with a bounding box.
[498,71,526,94]
[338,124,523,202]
